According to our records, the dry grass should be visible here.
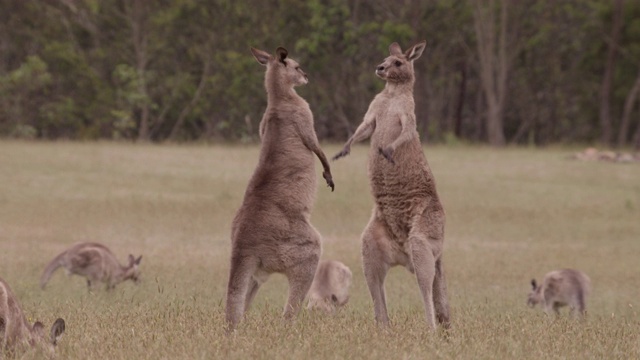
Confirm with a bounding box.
[0,141,639,359]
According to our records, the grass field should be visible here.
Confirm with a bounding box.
[1,141,639,359]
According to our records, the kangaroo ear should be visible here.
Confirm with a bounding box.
[250,47,272,66]
[128,254,135,265]
[50,318,65,345]
[389,42,402,56]
[531,279,537,289]
[276,47,288,65]
[135,255,142,265]
[405,41,426,61]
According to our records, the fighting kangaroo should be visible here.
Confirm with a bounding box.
[40,242,142,291]
[1,277,65,356]
[224,46,334,331]
[333,41,450,329]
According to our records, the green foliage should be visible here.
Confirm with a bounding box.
[5,55,52,90]
[377,21,414,53]
[0,56,52,137]
[0,0,638,144]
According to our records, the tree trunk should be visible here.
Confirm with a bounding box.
[473,0,508,146]
[599,0,624,146]
[617,70,640,147]
[127,0,150,141]
[168,57,211,141]
[454,61,467,138]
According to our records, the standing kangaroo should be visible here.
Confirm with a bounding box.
[0,277,65,355]
[224,46,335,331]
[333,41,450,329]
[528,269,591,317]
[40,242,142,291]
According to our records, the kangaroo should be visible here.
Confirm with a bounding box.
[333,41,450,329]
[0,277,65,356]
[40,242,142,291]
[224,46,335,331]
[528,269,591,317]
[306,260,352,314]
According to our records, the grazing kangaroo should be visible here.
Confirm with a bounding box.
[224,46,335,331]
[333,41,450,329]
[528,269,591,317]
[307,260,352,314]
[40,242,142,291]
[0,277,65,355]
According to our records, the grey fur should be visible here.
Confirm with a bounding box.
[333,41,450,330]
[224,46,334,331]
[40,242,142,291]
[0,277,65,355]
[307,260,352,314]
[528,268,591,317]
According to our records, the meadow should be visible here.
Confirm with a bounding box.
[0,141,639,359]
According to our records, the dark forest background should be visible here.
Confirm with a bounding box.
[1,0,639,147]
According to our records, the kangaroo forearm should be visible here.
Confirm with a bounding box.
[388,127,416,150]
[259,120,266,139]
[387,114,416,151]
[350,120,375,144]
[315,149,332,173]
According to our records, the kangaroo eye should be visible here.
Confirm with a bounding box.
[394,60,402,67]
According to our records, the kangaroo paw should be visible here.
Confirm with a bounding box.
[332,147,350,161]
[378,147,395,164]
[323,171,335,191]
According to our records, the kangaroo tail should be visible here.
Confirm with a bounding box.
[40,251,67,289]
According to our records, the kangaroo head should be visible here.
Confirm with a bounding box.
[527,279,543,307]
[251,46,308,89]
[30,318,65,353]
[375,41,426,84]
[125,255,143,284]
[331,293,349,307]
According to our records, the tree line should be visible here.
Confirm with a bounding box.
[1,0,639,148]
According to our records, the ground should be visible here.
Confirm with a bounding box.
[0,141,638,359]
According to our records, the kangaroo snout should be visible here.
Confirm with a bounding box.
[526,298,536,308]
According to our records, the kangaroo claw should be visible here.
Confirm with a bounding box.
[332,147,350,161]
[378,147,395,164]
[323,171,335,191]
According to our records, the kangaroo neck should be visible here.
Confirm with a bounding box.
[114,264,129,281]
[383,81,414,97]
[266,84,298,102]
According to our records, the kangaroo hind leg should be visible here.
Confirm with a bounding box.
[283,255,319,320]
[409,213,445,330]
[409,235,437,330]
[433,257,451,328]
[362,217,392,326]
[245,272,269,312]
[225,254,259,331]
